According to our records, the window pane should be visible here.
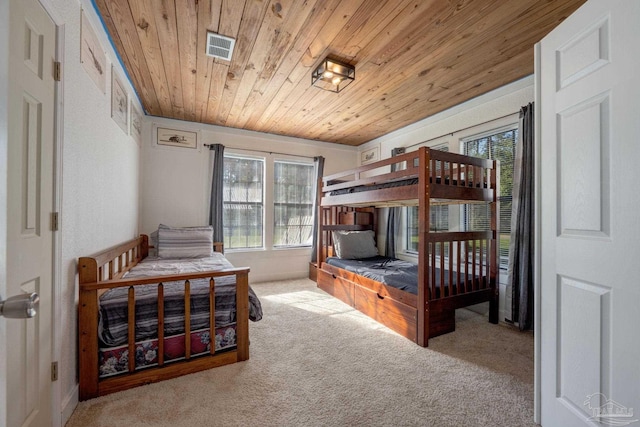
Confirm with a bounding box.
[273,161,314,247]
[463,128,517,269]
[406,205,449,253]
[223,156,264,249]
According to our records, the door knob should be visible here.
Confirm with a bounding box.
[0,293,39,319]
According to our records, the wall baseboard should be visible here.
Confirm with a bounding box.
[61,385,78,426]
[249,271,308,284]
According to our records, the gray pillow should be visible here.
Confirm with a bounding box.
[157,224,214,259]
[332,230,378,259]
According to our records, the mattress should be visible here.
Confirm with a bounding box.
[329,178,418,196]
[328,177,486,196]
[326,256,484,297]
[327,256,419,294]
[98,252,262,347]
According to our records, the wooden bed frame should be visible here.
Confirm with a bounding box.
[78,235,250,400]
[317,146,499,347]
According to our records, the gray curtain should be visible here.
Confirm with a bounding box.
[385,147,405,257]
[385,208,397,258]
[208,144,225,243]
[508,103,534,331]
[310,156,325,263]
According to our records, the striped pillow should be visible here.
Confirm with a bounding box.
[157,224,214,259]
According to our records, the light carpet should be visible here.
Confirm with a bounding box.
[66,278,535,427]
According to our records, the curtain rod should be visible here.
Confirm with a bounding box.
[404,111,518,150]
[203,144,317,160]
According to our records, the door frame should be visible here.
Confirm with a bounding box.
[0,0,9,421]
[533,42,542,425]
[37,1,65,425]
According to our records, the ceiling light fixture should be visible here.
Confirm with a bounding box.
[311,57,355,93]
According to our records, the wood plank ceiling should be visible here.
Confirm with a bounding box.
[95,0,586,146]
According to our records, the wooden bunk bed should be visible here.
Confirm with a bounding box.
[317,146,499,347]
[78,233,260,400]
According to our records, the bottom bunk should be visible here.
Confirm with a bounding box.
[317,260,497,344]
[316,208,498,346]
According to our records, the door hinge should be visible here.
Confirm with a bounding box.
[51,361,58,381]
[53,61,61,81]
[51,212,59,231]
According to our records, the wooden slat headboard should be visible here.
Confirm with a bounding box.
[78,235,148,285]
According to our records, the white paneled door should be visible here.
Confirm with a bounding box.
[3,0,56,425]
[538,0,640,425]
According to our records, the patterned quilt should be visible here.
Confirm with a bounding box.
[98,253,262,347]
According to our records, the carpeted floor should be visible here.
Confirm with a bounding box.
[66,278,536,427]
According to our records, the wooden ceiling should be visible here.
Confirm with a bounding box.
[95,0,586,146]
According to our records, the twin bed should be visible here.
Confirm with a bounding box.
[78,225,262,400]
[316,146,500,346]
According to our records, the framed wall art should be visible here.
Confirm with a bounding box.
[80,10,107,93]
[156,127,198,149]
[111,68,128,133]
[360,145,380,165]
[129,101,143,144]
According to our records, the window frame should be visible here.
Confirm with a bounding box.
[272,159,315,249]
[222,150,314,253]
[222,153,266,251]
[460,123,518,270]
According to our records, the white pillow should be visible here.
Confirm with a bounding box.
[332,230,379,259]
[157,224,214,258]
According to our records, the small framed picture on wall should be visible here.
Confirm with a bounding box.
[80,10,106,93]
[360,145,380,165]
[156,127,198,149]
[129,101,143,144]
[111,68,128,133]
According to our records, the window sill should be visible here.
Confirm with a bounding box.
[225,246,311,254]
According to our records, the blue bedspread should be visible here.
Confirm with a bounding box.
[326,256,483,297]
[327,256,419,294]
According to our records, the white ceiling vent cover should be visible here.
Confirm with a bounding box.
[206,32,235,60]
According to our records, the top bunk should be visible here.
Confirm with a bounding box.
[320,146,498,207]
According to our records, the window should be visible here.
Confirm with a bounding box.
[406,205,450,253]
[223,155,264,250]
[463,126,517,269]
[273,161,314,247]
[406,144,449,253]
[222,153,314,251]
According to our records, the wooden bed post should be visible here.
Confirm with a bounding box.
[235,270,250,361]
[78,257,100,400]
[316,177,324,268]
[140,234,149,259]
[417,147,430,347]
[489,160,500,324]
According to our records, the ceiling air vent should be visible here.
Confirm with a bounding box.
[206,32,235,61]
